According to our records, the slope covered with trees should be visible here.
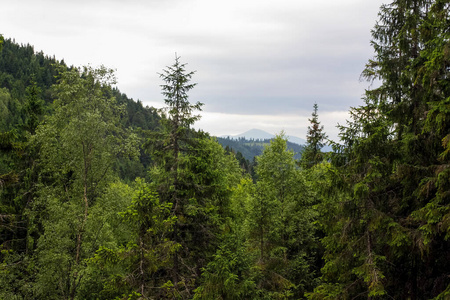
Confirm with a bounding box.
[217,136,304,161]
[1,0,449,298]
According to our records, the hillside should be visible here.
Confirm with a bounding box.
[0,38,160,132]
[223,128,306,145]
[0,38,160,181]
[217,136,304,161]
[2,3,450,296]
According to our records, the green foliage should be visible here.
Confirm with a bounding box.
[300,103,328,169]
[217,136,303,161]
[22,79,45,134]
[198,133,319,299]
[0,88,14,130]
[193,233,257,300]
[311,1,450,298]
[0,38,61,104]
[30,65,139,299]
[251,134,318,297]
[0,38,159,182]
[145,56,247,297]
[149,134,244,297]
[87,179,179,299]
[0,40,188,299]
[0,77,46,300]
[159,55,203,129]
[2,2,449,295]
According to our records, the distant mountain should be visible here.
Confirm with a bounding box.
[223,128,306,145]
[218,128,335,161]
[217,136,304,161]
[231,129,275,140]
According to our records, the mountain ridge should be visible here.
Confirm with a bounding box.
[222,128,306,145]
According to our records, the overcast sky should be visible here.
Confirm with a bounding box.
[2,0,386,141]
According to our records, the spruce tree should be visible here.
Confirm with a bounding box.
[310,1,450,298]
[300,103,327,169]
[147,56,242,297]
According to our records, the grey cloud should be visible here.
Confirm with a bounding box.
[2,0,385,138]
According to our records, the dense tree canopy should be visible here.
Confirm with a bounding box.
[310,0,450,299]
[1,1,449,299]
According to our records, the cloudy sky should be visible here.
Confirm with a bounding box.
[2,0,386,141]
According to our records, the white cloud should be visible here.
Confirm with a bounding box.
[1,0,385,139]
[194,109,350,142]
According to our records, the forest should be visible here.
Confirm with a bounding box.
[217,137,304,160]
[0,0,449,299]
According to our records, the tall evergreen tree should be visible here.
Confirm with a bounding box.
[147,56,243,297]
[310,1,450,298]
[300,103,328,169]
[150,55,203,294]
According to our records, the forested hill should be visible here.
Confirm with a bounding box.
[0,38,160,180]
[1,1,450,297]
[217,136,304,161]
[0,38,160,132]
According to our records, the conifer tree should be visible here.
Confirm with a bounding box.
[149,55,203,294]
[310,1,450,298]
[300,103,327,169]
[147,56,242,297]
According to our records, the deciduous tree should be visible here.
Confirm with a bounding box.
[32,65,138,299]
